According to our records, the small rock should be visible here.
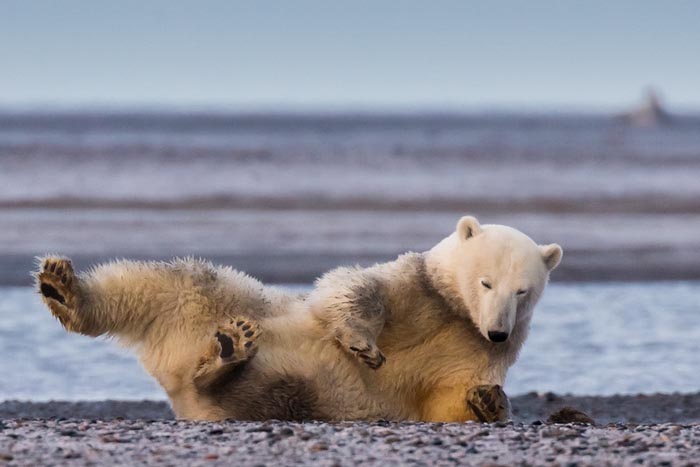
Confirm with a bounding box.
[100,435,132,443]
[309,442,328,452]
[246,426,273,433]
[547,407,595,425]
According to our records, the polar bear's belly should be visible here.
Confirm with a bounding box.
[250,336,393,420]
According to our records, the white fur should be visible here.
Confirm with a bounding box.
[37,216,561,422]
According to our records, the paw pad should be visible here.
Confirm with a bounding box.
[40,283,65,304]
[215,332,235,359]
[213,316,261,362]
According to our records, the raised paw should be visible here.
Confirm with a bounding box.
[215,317,261,363]
[194,316,262,391]
[466,384,511,423]
[36,256,79,330]
[348,343,386,370]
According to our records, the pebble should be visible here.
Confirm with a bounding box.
[1,394,700,465]
[3,419,696,466]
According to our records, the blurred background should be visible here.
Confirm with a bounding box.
[1,0,699,400]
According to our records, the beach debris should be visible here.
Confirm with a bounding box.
[547,407,595,425]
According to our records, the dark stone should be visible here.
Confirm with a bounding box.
[547,407,595,425]
[246,426,273,433]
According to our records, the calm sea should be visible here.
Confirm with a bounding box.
[1,112,700,283]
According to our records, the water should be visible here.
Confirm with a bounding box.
[1,112,700,284]
[3,113,700,207]
[2,282,699,400]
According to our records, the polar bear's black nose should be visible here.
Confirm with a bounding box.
[488,331,509,343]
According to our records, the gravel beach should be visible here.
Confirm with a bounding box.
[2,393,700,466]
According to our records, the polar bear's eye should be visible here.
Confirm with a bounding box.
[480,280,492,289]
[516,289,528,296]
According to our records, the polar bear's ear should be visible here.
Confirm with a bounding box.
[457,216,482,241]
[540,244,563,271]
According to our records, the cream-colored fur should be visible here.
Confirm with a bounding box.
[36,215,561,422]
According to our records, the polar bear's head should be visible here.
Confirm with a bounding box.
[428,216,562,344]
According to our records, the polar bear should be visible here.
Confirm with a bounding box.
[36,215,561,422]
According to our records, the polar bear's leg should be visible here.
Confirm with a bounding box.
[193,317,261,392]
[335,325,386,370]
[311,271,387,369]
[36,255,216,340]
[37,256,174,338]
[420,384,509,422]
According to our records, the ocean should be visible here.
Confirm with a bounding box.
[2,112,700,283]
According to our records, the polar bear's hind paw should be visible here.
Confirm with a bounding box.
[36,257,79,329]
[39,258,75,302]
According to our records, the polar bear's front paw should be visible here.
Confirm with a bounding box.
[347,342,386,370]
[215,317,261,363]
[36,256,80,330]
[194,317,262,391]
[466,384,510,423]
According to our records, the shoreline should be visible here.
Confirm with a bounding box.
[2,393,700,466]
[3,391,700,424]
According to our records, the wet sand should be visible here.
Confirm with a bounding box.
[2,393,700,466]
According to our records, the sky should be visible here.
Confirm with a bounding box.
[1,0,699,110]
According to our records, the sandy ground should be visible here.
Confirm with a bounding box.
[2,393,700,466]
